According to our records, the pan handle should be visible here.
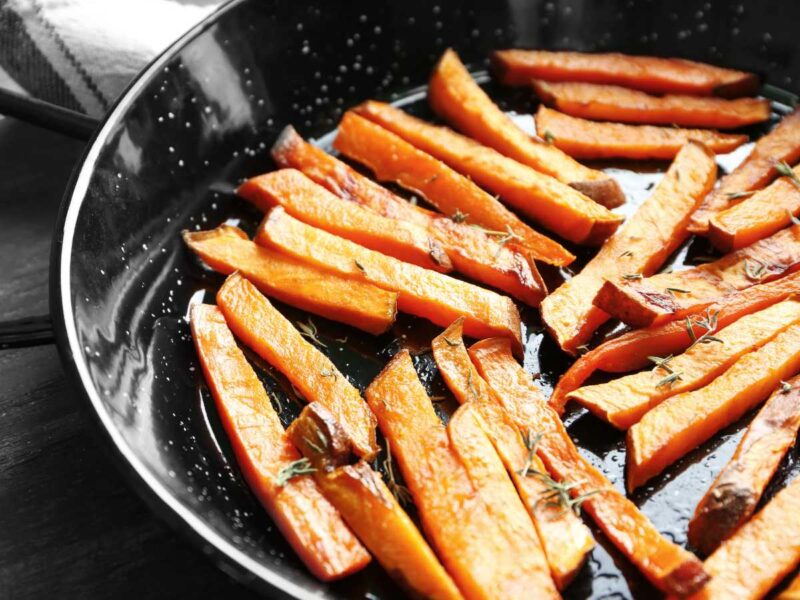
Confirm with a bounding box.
[0,90,99,349]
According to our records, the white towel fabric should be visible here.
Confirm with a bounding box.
[0,0,220,117]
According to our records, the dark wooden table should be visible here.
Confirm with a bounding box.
[0,115,262,599]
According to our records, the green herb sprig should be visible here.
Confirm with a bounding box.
[276,458,316,486]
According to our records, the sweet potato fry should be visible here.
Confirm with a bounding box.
[627,325,800,492]
[183,225,397,335]
[596,224,800,328]
[689,110,800,234]
[216,273,379,460]
[189,304,370,580]
[541,141,717,354]
[531,80,771,129]
[468,337,709,596]
[333,110,575,266]
[353,100,623,245]
[432,319,595,590]
[237,168,452,272]
[286,403,464,600]
[568,299,800,429]
[256,207,523,350]
[679,477,800,600]
[492,49,760,97]
[534,106,748,160]
[270,126,547,305]
[550,271,800,413]
[708,162,800,251]
[365,350,560,600]
[430,48,624,208]
[688,375,800,555]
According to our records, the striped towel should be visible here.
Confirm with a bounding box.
[0,0,220,118]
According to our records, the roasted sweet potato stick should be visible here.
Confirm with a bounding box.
[430,48,624,208]
[679,477,800,600]
[596,224,800,328]
[550,271,800,412]
[216,273,379,460]
[256,207,523,350]
[183,225,397,335]
[286,403,464,600]
[468,338,709,596]
[189,304,370,580]
[365,350,560,600]
[333,111,575,266]
[432,319,594,590]
[353,100,623,245]
[237,168,452,272]
[534,106,748,160]
[690,110,800,234]
[708,162,800,251]
[531,80,770,129]
[493,49,759,97]
[568,300,800,429]
[541,141,717,354]
[688,375,800,556]
[627,325,800,492]
[447,406,559,596]
[270,126,547,305]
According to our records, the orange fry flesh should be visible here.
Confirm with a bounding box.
[430,48,624,208]
[190,304,370,580]
[492,49,759,97]
[365,350,560,600]
[688,374,800,556]
[596,224,800,328]
[680,476,800,600]
[270,125,547,306]
[689,110,800,234]
[333,110,575,266]
[183,225,397,335]
[541,141,717,353]
[568,299,800,429]
[237,168,452,272]
[432,319,595,590]
[353,100,623,245]
[256,207,523,350]
[627,324,800,492]
[286,403,464,600]
[468,337,709,596]
[216,272,379,460]
[531,80,770,129]
[550,271,800,413]
[534,106,748,160]
[708,162,800,251]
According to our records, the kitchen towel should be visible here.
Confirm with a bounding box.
[0,0,221,117]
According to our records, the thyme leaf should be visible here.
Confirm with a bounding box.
[656,371,683,388]
[618,250,634,258]
[744,258,767,282]
[622,273,643,281]
[320,368,337,381]
[665,287,690,296]
[725,191,755,201]
[443,337,460,347]
[542,129,556,144]
[776,160,800,188]
[685,308,723,349]
[518,429,544,478]
[781,380,793,394]
[297,318,326,348]
[789,210,800,226]
[354,259,367,274]
[276,458,316,486]
[451,209,469,223]
[648,354,674,374]
[383,443,412,506]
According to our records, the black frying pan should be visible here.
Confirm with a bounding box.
[27,0,800,598]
